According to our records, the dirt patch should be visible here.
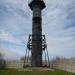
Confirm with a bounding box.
[18,67,54,71]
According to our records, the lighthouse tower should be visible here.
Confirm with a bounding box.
[28,0,46,67]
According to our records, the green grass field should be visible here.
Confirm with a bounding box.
[0,69,75,75]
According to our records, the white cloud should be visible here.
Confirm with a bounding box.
[42,0,75,58]
[0,0,75,59]
[0,31,22,45]
[0,46,22,60]
[0,0,31,35]
[47,36,75,50]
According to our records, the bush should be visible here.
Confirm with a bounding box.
[0,53,6,69]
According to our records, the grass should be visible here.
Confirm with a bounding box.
[0,69,75,75]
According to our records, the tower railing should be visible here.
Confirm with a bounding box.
[28,0,44,3]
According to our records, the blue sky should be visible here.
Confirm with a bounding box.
[0,0,75,60]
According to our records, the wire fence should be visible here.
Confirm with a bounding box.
[52,64,75,73]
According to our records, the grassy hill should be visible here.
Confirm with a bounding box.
[0,69,75,75]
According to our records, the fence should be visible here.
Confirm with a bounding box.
[52,64,75,73]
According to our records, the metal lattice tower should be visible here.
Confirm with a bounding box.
[23,35,50,67]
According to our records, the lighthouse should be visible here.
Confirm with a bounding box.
[28,0,46,67]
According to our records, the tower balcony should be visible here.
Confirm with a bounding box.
[28,0,46,10]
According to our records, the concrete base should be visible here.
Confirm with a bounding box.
[18,67,54,71]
